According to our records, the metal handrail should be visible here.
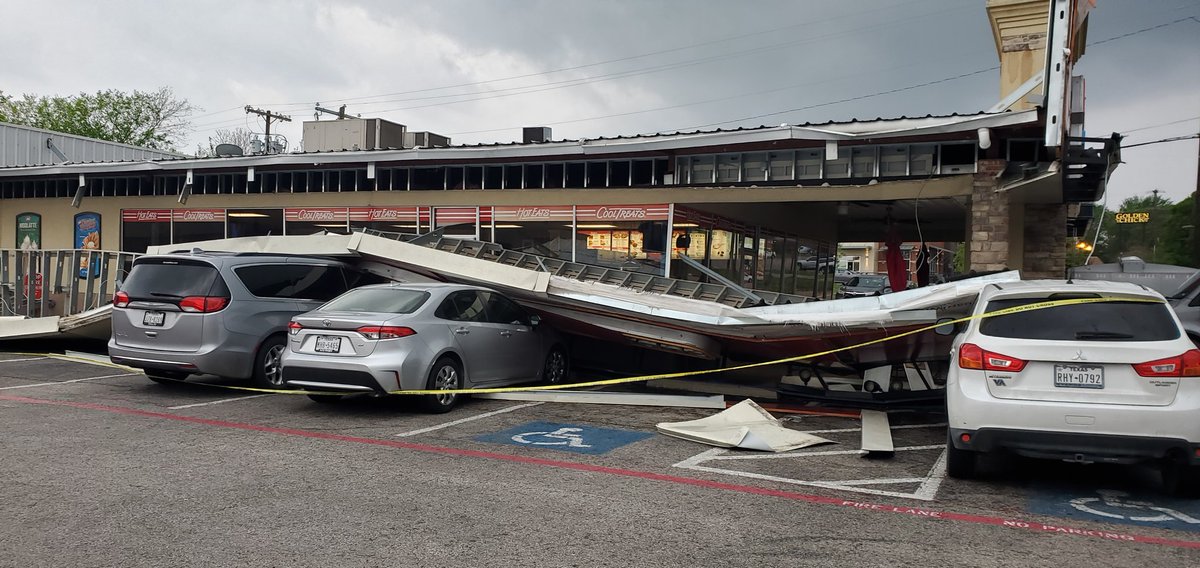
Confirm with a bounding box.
[0,249,140,318]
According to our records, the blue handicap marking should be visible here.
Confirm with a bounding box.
[476,421,653,455]
[1028,488,1200,533]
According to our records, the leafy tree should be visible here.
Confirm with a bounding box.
[1073,192,1195,268]
[195,128,258,157]
[0,87,195,151]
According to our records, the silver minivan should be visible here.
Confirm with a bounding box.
[109,252,385,387]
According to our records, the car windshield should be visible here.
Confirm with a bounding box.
[320,288,429,313]
[980,297,1180,341]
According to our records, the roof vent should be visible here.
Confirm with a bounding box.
[1119,256,1146,272]
[523,127,551,144]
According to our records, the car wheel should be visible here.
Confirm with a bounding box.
[542,346,570,385]
[945,433,977,479]
[253,335,289,389]
[145,370,188,385]
[307,394,345,404]
[419,356,462,414]
[1161,460,1200,498]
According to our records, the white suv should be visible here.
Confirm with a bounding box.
[946,280,1200,496]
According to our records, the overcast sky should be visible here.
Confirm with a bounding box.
[2,0,1197,204]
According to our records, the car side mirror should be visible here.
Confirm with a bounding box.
[528,314,541,327]
[933,317,958,336]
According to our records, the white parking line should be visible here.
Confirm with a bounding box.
[395,402,544,437]
[168,394,273,410]
[0,357,47,364]
[0,373,139,390]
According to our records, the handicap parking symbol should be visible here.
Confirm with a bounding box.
[1028,488,1200,533]
[476,421,653,455]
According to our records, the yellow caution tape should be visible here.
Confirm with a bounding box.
[10,296,1165,397]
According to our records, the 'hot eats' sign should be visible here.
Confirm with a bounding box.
[493,206,573,221]
[348,207,420,222]
[121,210,172,223]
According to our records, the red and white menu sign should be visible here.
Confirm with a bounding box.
[121,209,171,223]
[172,209,226,223]
[348,207,420,222]
[493,205,574,222]
[575,204,668,222]
[284,207,348,222]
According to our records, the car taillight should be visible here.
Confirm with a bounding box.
[1134,350,1200,378]
[357,326,416,340]
[113,291,130,308]
[958,343,1027,372]
[288,321,303,335]
[179,296,229,313]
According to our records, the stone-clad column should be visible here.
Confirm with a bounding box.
[968,159,1011,273]
[1023,204,1067,278]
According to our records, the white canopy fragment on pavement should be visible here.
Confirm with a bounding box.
[656,399,834,452]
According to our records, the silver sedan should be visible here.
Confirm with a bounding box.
[281,283,570,412]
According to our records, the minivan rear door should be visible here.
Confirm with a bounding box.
[112,258,228,353]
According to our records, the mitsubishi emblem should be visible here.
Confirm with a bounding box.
[1071,350,1087,361]
[322,319,332,327]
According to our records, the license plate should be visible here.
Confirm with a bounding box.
[143,311,165,326]
[1054,364,1104,389]
[314,336,342,353]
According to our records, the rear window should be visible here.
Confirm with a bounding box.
[980,297,1180,341]
[121,259,226,299]
[320,288,429,313]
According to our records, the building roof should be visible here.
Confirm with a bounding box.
[0,121,185,168]
[0,109,1037,178]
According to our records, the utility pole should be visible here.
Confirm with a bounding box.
[314,104,355,120]
[244,106,291,154]
[1193,141,1200,267]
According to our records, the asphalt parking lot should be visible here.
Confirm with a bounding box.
[1,351,1198,567]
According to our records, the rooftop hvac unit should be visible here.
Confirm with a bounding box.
[404,131,451,148]
[301,118,407,152]
[523,127,551,143]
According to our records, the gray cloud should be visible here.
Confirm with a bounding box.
[1,0,1195,203]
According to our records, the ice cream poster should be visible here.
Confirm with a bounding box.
[74,212,101,278]
[16,213,41,250]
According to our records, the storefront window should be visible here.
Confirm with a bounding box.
[172,209,226,245]
[434,207,479,239]
[285,207,348,235]
[493,205,574,260]
[120,209,171,253]
[349,206,420,236]
[227,209,282,238]
[575,205,669,274]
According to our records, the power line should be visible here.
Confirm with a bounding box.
[1123,133,1200,148]
[1121,115,1200,134]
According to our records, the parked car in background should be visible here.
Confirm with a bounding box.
[945,280,1200,496]
[109,252,386,387]
[836,274,892,298]
[282,283,570,413]
[833,269,863,285]
[798,256,835,272]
